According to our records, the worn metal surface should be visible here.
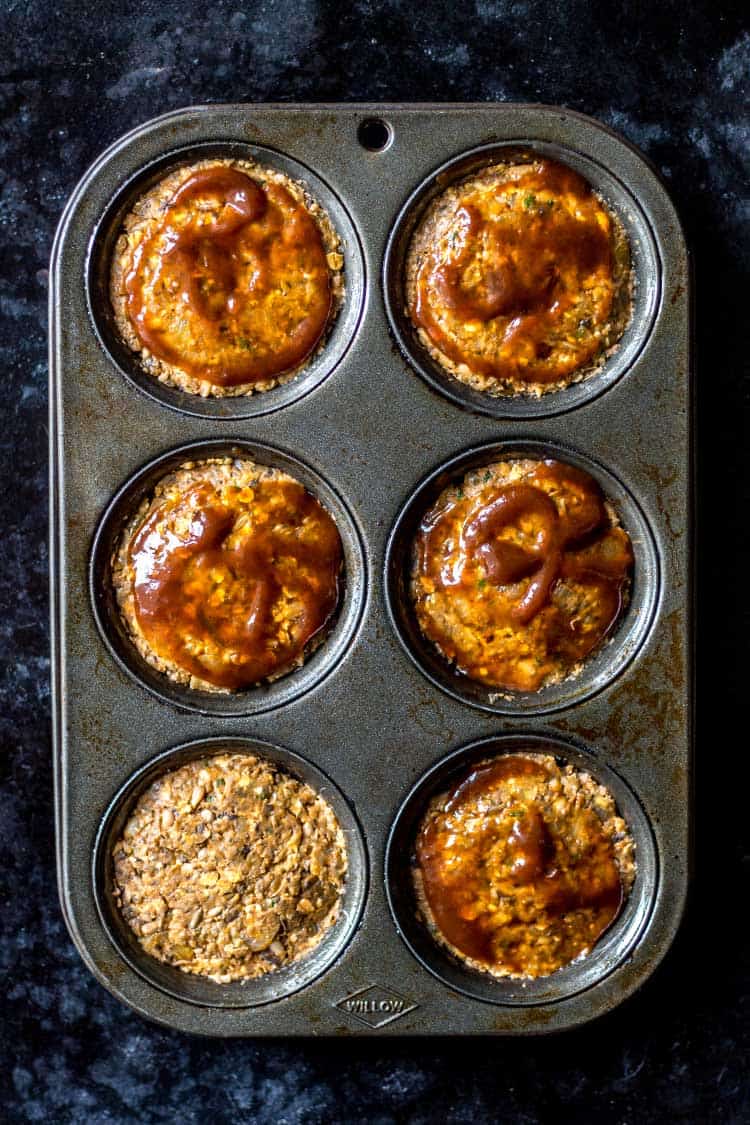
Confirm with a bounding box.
[49,103,691,1036]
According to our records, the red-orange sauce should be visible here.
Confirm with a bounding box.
[415,755,627,977]
[123,166,334,387]
[129,475,342,689]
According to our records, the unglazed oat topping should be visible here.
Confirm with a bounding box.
[411,458,633,693]
[414,753,636,980]
[112,753,348,982]
[112,458,343,693]
[405,156,632,398]
[110,158,344,398]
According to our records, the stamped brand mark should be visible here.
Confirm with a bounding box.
[335,984,418,1028]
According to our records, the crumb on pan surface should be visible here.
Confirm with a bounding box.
[405,155,633,397]
[113,458,343,693]
[109,158,345,398]
[410,458,633,693]
[112,752,348,982]
[414,752,636,980]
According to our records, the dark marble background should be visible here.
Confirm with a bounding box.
[2,1,748,1121]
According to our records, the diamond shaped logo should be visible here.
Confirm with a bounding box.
[335,984,417,1028]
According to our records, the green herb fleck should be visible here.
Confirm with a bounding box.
[523,193,537,210]
[237,336,254,351]
[215,778,225,788]
[477,577,487,590]
[483,470,492,482]
[455,487,464,499]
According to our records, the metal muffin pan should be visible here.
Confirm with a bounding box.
[50,103,691,1036]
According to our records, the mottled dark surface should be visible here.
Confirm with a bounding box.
[1,1,748,1121]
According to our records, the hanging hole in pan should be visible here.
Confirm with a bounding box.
[357,118,393,152]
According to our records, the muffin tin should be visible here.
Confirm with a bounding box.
[50,104,692,1035]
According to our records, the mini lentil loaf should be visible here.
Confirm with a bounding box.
[112,753,348,982]
[414,752,636,980]
[405,155,632,397]
[113,457,343,693]
[411,457,633,693]
[110,157,344,397]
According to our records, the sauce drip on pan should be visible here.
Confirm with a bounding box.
[415,755,625,977]
[124,166,334,387]
[129,476,342,689]
[413,459,633,692]
[409,158,620,386]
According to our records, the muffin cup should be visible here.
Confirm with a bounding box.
[383,140,661,419]
[384,438,660,715]
[89,439,368,716]
[385,732,657,1006]
[93,736,368,1008]
[86,141,366,419]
